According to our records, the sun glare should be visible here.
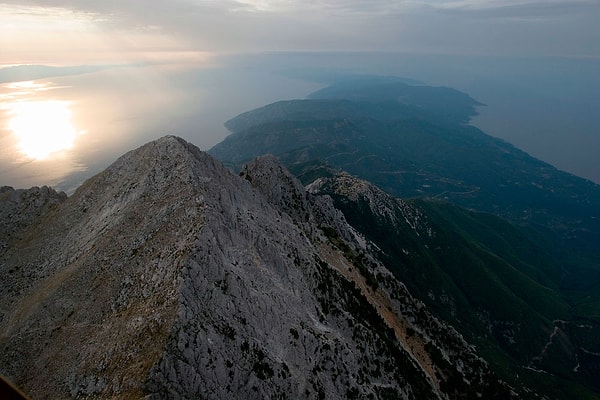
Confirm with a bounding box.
[7,100,80,160]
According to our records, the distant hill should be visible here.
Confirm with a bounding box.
[0,64,109,84]
[210,78,600,262]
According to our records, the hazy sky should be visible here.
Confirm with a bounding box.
[1,0,598,65]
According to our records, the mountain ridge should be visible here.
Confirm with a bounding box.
[0,136,514,399]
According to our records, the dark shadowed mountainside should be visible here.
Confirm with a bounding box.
[307,171,600,400]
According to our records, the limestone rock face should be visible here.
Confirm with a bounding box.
[0,136,514,399]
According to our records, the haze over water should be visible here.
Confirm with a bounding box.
[1,0,598,191]
[1,53,598,192]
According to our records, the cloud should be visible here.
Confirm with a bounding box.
[431,0,599,20]
[0,0,598,62]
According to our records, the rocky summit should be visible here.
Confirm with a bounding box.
[0,136,514,399]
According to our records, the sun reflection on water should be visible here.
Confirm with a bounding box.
[0,79,88,190]
[1,80,84,160]
[7,99,81,160]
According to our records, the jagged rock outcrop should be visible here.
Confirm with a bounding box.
[0,136,514,399]
[306,172,433,238]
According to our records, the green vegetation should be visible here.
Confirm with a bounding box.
[326,189,600,399]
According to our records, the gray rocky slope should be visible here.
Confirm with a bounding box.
[0,136,515,399]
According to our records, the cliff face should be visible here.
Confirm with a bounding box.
[0,136,513,399]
